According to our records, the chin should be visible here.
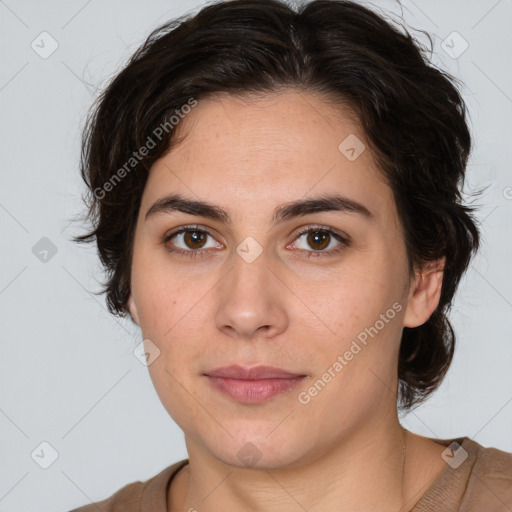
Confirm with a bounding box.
[203,432,313,471]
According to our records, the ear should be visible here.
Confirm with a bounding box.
[127,294,140,326]
[403,258,445,328]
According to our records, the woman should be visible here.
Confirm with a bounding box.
[71,0,512,510]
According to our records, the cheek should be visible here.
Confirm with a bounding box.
[295,266,389,334]
[131,252,196,335]
[301,304,404,426]
[303,267,404,375]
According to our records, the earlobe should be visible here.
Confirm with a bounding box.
[127,294,140,326]
[403,258,445,328]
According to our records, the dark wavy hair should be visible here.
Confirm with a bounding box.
[72,0,481,412]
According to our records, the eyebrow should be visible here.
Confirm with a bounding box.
[145,193,375,225]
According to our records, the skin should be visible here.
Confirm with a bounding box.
[127,90,448,512]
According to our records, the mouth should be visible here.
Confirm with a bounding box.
[203,365,307,404]
[204,364,306,380]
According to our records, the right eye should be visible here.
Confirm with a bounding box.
[163,225,223,258]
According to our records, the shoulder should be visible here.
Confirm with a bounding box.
[412,436,512,512]
[462,437,512,511]
[68,459,189,512]
[68,480,144,512]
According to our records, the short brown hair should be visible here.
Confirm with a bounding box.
[73,0,481,412]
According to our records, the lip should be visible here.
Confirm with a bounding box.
[204,365,307,404]
[204,365,305,379]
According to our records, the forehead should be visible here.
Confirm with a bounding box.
[170,90,367,164]
[143,90,395,227]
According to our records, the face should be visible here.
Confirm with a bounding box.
[128,91,439,470]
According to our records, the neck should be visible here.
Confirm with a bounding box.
[168,418,436,512]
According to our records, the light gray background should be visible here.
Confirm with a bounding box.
[1,0,511,510]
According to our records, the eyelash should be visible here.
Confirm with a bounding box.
[162,224,350,260]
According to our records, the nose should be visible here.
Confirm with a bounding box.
[214,247,289,340]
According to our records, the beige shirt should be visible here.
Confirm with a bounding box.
[69,436,512,511]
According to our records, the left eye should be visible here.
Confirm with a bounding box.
[290,228,346,254]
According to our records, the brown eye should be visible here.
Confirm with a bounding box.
[163,226,222,257]
[183,230,208,249]
[290,226,349,257]
[163,225,348,260]
[306,230,331,250]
